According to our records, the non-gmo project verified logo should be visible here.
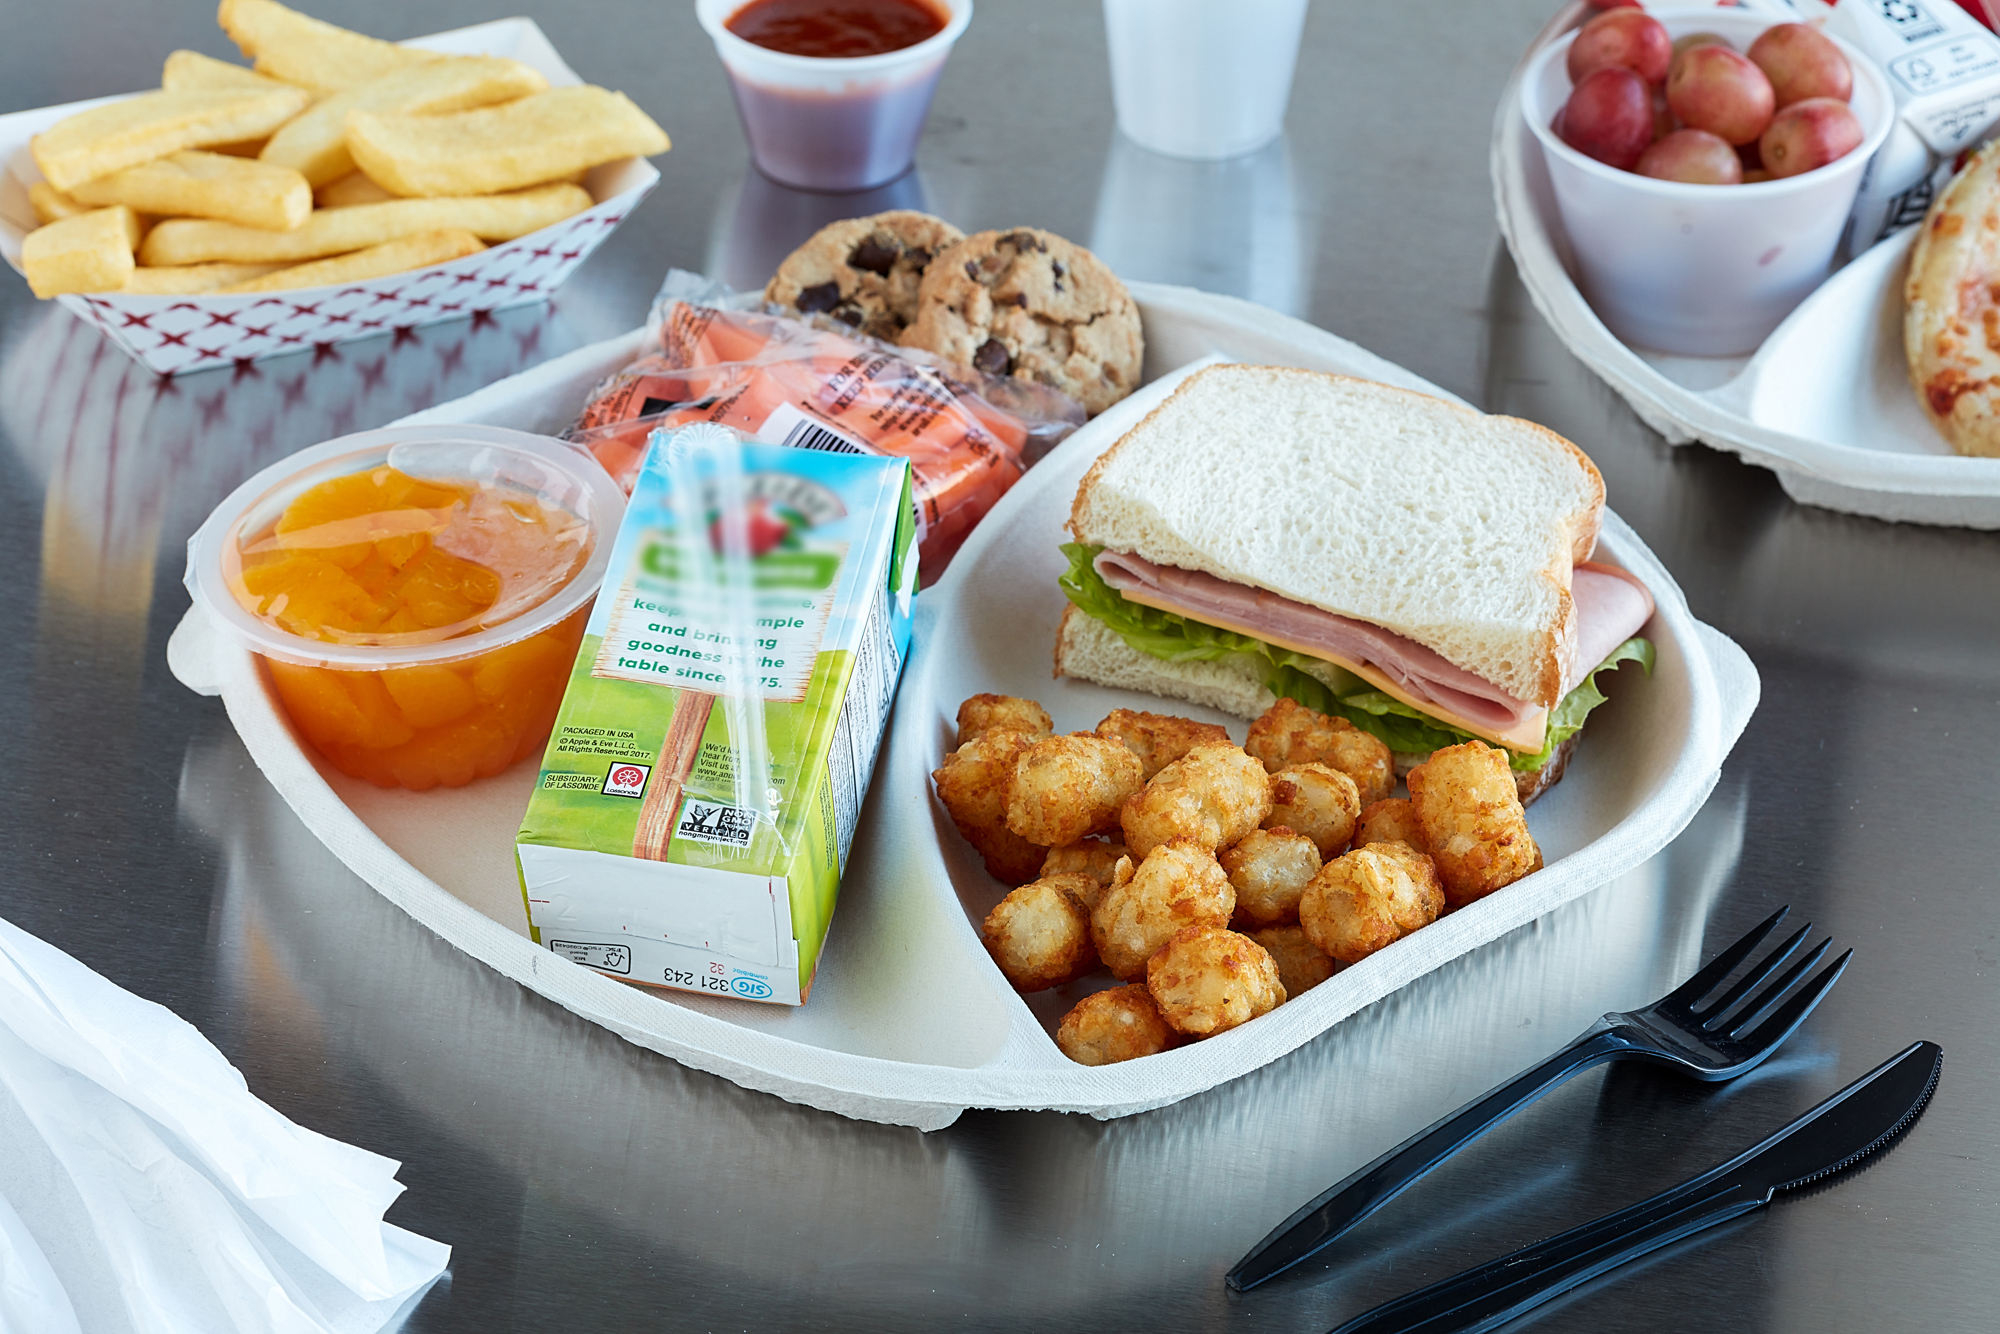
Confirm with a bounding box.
[601,762,651,798]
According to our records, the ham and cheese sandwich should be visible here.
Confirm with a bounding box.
[1054,364,1656,800]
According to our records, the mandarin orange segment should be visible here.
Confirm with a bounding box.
[470,626,572,702]
[340,670,416,750]
[381,663,478,730]
[267,660,374,751]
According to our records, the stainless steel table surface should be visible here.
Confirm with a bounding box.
[2,1,1993,1330]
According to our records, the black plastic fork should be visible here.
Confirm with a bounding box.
[1227,906,1851,1293]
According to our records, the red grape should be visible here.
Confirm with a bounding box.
[1569,9,1672,85]
[1758,97,1864,177]
[1670,32,1731,67]
[1558,65,1655,170]
[1747,23,1853,107]
[1667,44,1776,146]
[1635,129,1743,184]
[1651,85,1676,139]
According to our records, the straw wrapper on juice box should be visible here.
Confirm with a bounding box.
[515,424,916,1006]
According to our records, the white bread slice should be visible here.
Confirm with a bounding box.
[1054,604,1277,718]
[1054,606,1575,803]
[1068,365,1605,707]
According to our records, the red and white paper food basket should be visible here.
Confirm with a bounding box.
[0,19,659,376]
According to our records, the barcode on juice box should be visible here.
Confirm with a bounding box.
[825,576,900,866]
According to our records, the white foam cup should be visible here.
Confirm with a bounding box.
[696,0,971,193]
[1522,8,1894,356]
[1102,0,1309,161]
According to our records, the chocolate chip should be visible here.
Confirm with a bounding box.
[972,338,1012,376]
[834,306,862,326]
[1009,292,1028,307]
[964,261,980,282]
[1002,231,1037,251]
[849,237,898,275]
[1051,261,1066,279]
[795,281,841,314]
[909,248,931,267]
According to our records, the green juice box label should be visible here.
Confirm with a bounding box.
[515,427,915,1005]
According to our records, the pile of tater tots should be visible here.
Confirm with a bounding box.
[932,695,1543,1066]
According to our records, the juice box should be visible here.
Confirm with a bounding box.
[515,425,916,1005]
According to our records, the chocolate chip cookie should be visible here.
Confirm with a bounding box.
[899,228,1143,415]
[765,210,965,342]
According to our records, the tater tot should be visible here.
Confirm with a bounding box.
[1299,842,1445,964]
[1095,708,1232,781]
[1246,697,1395,805]
[1090,839,1235,979]
[1264,762,1360,858]
[1220,827,1323,928]
[1146,926,1287,1037]
[982,874,1100,992]
[957,693,1053,748]
[1005,733,1145,848]
[1120,743,1272,858]
[1406,741,1541,909]
[1055,984,1179,1065]
[1356,797,1429,854]
[933,729,1047,884]
[1039,838,1128,911]
[1250,924,1338,998]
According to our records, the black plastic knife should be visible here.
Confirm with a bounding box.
[1312,1040,1941,1334]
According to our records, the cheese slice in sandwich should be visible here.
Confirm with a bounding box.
[1056,364,1656,788]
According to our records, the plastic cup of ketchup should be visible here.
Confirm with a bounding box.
[696,0,972,192]
[185,426,625,791]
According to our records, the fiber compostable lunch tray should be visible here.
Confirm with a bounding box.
[166,282,1759,1130]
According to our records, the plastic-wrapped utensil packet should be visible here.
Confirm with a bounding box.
[0,912,449,1334]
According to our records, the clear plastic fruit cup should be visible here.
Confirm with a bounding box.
[1522,8,1893,356]
[696,0,972,192]
[186,425,625,791]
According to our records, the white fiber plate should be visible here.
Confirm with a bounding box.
[1493,5,2000,527]
[167,284,1758,1129]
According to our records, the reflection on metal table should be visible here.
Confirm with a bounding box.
[0,1,1990,1331]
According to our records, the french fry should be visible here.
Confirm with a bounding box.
[347,86,668,197]
[29,181,91,225]
[262,56,550,188]
[71,151,311,232]
[314,172,397,208]
[214,228,484,292]
[218,0,435,94]
[161,49,301,94]
[31,85,311,192]
[23,206,142,297]
[120,261,287,295]
[140,181,592,264]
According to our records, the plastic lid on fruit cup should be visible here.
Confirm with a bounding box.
[186,425,627,669]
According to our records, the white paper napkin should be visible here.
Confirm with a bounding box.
[0,914,449,1334]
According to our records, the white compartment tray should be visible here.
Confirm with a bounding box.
[167,283,1758,1130]
[1493,7,2000,527]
